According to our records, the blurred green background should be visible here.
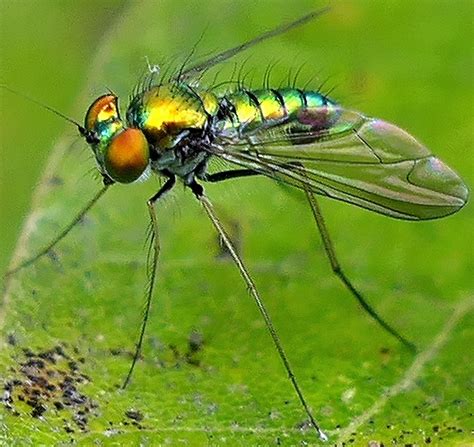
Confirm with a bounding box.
[0,0,127,274]
[1,0,473,445]
[1,0,472,274]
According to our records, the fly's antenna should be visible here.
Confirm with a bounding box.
[1,84,86,134]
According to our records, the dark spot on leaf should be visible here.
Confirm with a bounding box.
[110,348,122,356]
[169,343,180,360]
[7,333,17,346]
[295,419,313,431]
[68,361,79,372]
[2,344,97,433]
[31,403,47,418]
[188,329,204,354]
[108,347,135,359]
[185,329,204,366]
[22,348,35,358]
[125,408,144,422]
[131,420,144,429]
[48,175,64,186]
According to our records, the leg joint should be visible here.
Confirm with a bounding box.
[188,179,204,198]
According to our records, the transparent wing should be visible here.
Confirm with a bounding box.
[210,107,468,220]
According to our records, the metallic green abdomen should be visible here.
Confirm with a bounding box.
[218,88,335,133]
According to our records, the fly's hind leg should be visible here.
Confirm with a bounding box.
[202,167,415,351]
[303,186,417,353]
[201,169,259,183]
[187,178,328,442]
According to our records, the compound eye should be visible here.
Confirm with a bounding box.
[85,94,119,131]
[104,128,149,183]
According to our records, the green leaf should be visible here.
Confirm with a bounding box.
[1,1,473,445]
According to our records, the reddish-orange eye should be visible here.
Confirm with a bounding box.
[104,128,149,183]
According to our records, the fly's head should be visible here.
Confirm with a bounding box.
[82,94,150,184]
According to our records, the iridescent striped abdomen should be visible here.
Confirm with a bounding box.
[216,88,336,133]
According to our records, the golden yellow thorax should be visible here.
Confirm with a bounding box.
[140,85,209,148]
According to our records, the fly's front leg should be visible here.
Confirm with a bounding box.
[5,184,110,278]
[122,175,176,388]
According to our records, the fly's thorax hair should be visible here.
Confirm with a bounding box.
[203,58,339,130]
